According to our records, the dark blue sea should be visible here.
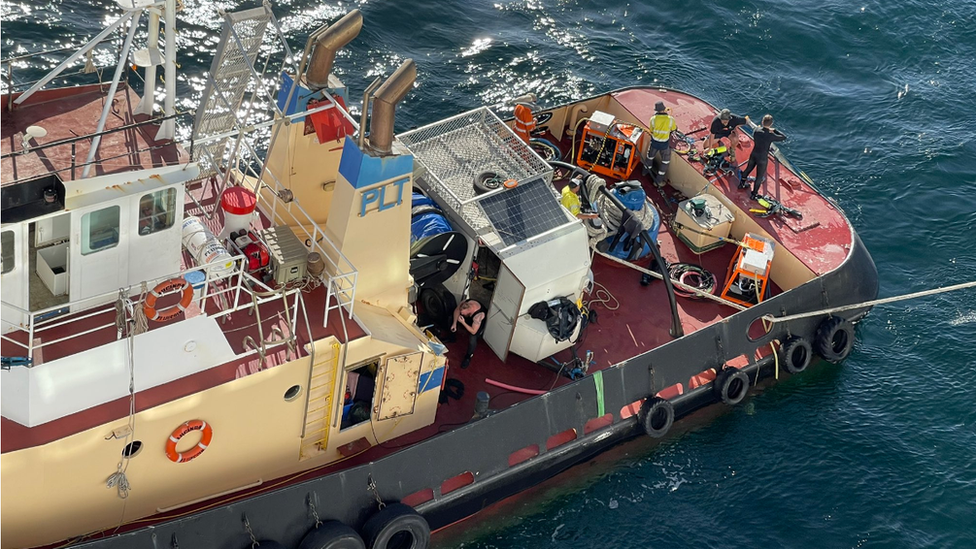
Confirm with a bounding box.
[3,1,975,547]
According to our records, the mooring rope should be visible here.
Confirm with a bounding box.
[762,280,976,323]
[591,248,748,311]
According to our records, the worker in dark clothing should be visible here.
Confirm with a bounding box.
[452,299,486,369]
[740,114,787,200]
[704,108,748,161]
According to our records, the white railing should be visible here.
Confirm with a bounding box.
[0,253,306,364]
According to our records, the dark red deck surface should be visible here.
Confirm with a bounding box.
[613,88,853,276]
[1,84,183,186]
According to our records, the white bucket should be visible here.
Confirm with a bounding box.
[182,216,235,275]
[219,187,258,239]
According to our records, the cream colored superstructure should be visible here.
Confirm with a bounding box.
[1,108,442,549]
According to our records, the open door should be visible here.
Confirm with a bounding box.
[482,263,525,361]
[1,225,29,333]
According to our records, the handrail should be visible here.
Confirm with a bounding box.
[0,253,264,363]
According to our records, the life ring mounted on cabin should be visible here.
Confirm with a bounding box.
[144,278,193,322]
[165,420,213,463]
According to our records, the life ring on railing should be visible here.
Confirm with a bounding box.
[165,420,213,463]
[144,278,193,322]
[503,178,518,189]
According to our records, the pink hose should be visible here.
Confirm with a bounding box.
[485,378,547,395]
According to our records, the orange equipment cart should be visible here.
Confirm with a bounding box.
[719,233,776,307]
[575,111,644,180]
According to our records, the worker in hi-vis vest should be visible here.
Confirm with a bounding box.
[644,101,678,186]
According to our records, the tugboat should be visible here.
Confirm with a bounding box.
[0,4,877,549]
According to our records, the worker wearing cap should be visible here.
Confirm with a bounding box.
[704,108,748,161]
[644,101,677,186]
[560,176,598,219]
[741,114,787,200]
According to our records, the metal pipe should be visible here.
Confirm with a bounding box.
[13,11,135,106]
[82,10,141,178]
[358,76,382,147]
[369,59,416,155]
[305,10,363,89]
[156,0,177,140]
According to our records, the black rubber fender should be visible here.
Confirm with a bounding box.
[251,541,286,549]
[362,502,430,549]
[815,316,855,364]
[298,521,366,549]
[638,397,674,438]
[779,336,813,374]
[714,367,749,406]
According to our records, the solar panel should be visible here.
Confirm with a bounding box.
[479,176,568,247]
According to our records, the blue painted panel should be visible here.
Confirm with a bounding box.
[418,367,445,393]
[338,139,414,190]
[276,72,314,122]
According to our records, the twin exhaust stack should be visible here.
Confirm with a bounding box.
[303,10,415,156]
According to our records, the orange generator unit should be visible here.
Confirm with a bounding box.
[575,111,643,179]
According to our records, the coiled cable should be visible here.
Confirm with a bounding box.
[667,263,717,299]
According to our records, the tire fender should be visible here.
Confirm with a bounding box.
[779,336,813,374]
[362,503,430,549]
[714,367,749,406]
[815,316,855,364]
[298,521,366,549]
[638,397,674,438]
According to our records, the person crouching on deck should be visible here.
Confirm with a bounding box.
[452,299,486,369]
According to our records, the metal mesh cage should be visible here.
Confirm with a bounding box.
[398,107,554,235]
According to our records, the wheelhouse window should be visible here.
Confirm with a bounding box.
[138,188,177,236]
[81,206,120,255]
[1,230,14,274]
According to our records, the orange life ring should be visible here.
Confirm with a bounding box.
[144,278,193,322]
[503,179,518,189]
[165,420,213,463]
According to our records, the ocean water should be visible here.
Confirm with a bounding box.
[3,1,975,548]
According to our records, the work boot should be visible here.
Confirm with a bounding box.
[750,192,759,201]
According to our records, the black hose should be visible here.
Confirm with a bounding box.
[594,185,682,338]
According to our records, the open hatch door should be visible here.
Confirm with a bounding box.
[483,263,525,361]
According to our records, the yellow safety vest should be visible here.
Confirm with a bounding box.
[649,113,676,142]
[561,185,581,216]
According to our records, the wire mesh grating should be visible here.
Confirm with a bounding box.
[399,107,555,239]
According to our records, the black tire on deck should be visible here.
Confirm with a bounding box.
[474,171,504,195]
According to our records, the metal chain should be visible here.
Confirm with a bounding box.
[367,475,386,510]
[306,493,322,528]
[242,514,259,549]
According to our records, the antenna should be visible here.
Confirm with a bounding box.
[21,125,47,151]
